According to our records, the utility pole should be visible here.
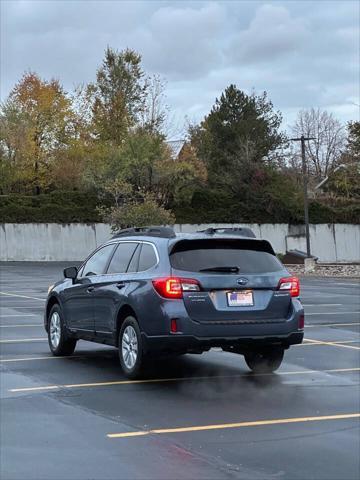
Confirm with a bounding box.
[290,135,315,258]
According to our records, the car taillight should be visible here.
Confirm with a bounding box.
[299,313,305,329]
[152,277,200,299]
[278,276,300,297]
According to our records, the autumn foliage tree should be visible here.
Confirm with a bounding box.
[0,72,75,193]
[0,48,358,225]
[80,47,206,227]
[90,47,147,145]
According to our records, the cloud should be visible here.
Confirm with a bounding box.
[227,4,308,64]
[0,0,359,129]
[140,3,227,79]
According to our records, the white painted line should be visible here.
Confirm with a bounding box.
[296,340,360,347]
[304,281,360,288]
[0,314,36,317]
[302,338,360,346]
[0,292,46,301]
[302,293,358,298]
[0,355,84,363]
[0,324,43,328]
[302,339,359,345]
[303,304,343,307]
[0,338,46,343]
[306,311,360,316]
[305,338,360,350]
[0,306,43,308]
[306,322,360,328]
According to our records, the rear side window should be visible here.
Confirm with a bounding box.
[82,244,115,276]
[170,239,282,274]
[107,242,138,274]
[138,244,157,271]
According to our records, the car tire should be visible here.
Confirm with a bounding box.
[119,316,144,379]
[244,347,284,374]
[47,304,77,356]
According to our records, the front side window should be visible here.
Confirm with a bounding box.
[107,242,139,274]
[81,244,115,277]
[127,245,141,272]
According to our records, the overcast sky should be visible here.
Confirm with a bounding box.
[1,0,359,134]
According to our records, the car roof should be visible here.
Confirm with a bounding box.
[168,232,260,243]
[104,232,274,254]
[103,225,278,255]
[109,226,258,241]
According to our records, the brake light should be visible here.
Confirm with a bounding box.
[152,277,200,299]
[278,276,300,297]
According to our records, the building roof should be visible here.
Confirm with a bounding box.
[166,140,186,159]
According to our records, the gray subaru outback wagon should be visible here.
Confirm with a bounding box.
[45,226,304,378]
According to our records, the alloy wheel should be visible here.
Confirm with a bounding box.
[122,325,138,370]
[49,311,61,348]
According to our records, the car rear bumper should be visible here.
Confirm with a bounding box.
[142,330,304,354]
[139,296,304,353]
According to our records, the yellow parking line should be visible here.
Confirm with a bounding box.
[107,413,360,438]
[8,367,360,393]
[305,338,360,350]
[10,385,60,392]
[0,291,46,301]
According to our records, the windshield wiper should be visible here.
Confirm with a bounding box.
[199,266,239,273]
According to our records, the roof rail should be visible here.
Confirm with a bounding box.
[112,226,176,239]
[197,227,256,238]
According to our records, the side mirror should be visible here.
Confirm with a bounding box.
[64,266,78,282]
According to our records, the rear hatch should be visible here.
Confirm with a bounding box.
[170,238,291,324]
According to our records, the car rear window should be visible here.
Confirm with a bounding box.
[170,239,282,274]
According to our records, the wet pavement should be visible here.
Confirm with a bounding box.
[0,262,359,480]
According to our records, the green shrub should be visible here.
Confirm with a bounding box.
[0,192,105,223]
[1,190,359,224]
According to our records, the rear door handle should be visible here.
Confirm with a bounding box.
[116,282,126,289]
[87,286,95,293]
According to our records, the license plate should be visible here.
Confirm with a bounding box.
[227,290,254,307]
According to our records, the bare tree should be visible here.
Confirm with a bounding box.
[291,108,346,178]
[139,74,169,134]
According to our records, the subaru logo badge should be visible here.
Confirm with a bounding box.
[237,277,248,286]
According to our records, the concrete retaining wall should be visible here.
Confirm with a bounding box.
[0,223,359,262]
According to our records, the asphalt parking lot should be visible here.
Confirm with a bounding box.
[0,262,359,480]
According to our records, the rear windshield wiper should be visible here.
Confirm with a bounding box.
[199,266,239,273]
